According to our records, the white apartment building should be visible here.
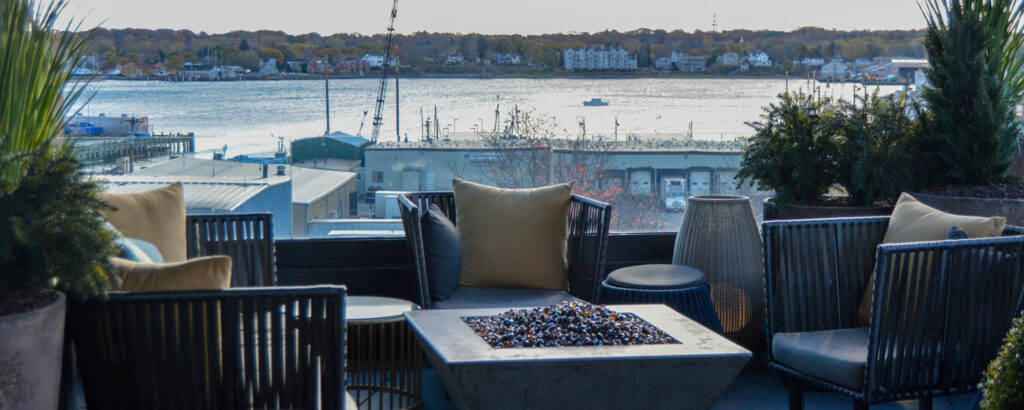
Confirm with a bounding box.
[563,47,638,71]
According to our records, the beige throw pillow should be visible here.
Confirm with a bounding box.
[110,255,232,292]
[453,178,574,290]
[857,193,1005,325]
[102,182,187,263]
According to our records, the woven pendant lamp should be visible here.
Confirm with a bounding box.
[672,195,764,351]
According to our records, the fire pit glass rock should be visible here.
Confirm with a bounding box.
[463,301,678,348]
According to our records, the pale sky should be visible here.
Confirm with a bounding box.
[68,0,927,35]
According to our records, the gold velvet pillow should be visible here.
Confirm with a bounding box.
[110,255,232,292]
[453,178,574,290]
[857,193,1006,325]
[102,182,187,263]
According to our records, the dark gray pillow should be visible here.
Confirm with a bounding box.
[421,204,461,301]
[947,226,969,240]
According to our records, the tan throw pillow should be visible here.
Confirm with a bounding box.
[102,182,187,263]
[453,178,574,290]
[110,255,232,292]
[857,193,1006,325]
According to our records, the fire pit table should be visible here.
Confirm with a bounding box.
[404,304,750,410]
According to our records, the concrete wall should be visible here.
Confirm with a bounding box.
[364,147,746,198]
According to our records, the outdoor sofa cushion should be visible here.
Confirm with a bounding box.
[453,178,574,290]
[432,286,580,309]
[857,193,1006,325]
[772,327,869,391]
[110,255,232,292]
[421,204,461,301]
[101,182,187,262]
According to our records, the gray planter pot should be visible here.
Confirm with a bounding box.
[0,292,66,410]
[762,197,893,221]
[909,192,1024,226]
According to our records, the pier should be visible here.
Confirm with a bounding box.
[71,134,195,165]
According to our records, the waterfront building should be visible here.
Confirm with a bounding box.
[285,59,306,72]
[360,53,387,68]
[677,55,707,72]
[798,57,825,67]
[852,58,874,70]
[362,138,749,209]
[747,51,772,67]
[443,53,466,65]
[259,58,278,75]
[181,63,218,80]
[99,174,293,238]
[716,53,740,66]
[306,59,332,74]
[563,46,638,71]
[654,56,675,70]
[864,59,929,82]
[336,59,370,73]
[494,53,522,65]
[820,60,848,80]
[129,157,359,238]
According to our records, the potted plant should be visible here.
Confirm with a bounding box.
[737,91,917,220]
[979,315,1024,409]
[0,1,115,408]
[911,0,1024,225]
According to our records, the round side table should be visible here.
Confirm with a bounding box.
[346,296,423,410]
[599,264,724,333]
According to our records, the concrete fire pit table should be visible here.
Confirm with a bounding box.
[404,304,750,410]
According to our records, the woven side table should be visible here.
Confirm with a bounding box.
[346,296,423,410]
[599,264,723,333]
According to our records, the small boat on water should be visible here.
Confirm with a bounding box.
[583,98,609,106]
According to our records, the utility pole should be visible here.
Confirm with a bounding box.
[324,57,330,135]
[712,14,718,33]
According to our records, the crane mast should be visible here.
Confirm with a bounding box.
[370,0,399,144]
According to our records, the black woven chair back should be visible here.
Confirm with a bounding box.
[398,191,612,308]
[867,236,1024,402]
[68,286,346,410]
[186,213,276,286]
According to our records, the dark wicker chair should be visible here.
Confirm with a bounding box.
[67,286,346,410]
[186,213,276,286]
[398,191,612,308]
[762,216,1024,410]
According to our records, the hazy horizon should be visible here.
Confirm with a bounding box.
[65,0,928,36]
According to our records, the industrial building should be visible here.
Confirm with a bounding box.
[131,157,358,238]
[98,175,293,238]
[362,138,754,210]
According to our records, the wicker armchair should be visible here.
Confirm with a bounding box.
[398,192,612,308]
[763,216,1024,409]
[67,286,346,410]
[186,213,276,286]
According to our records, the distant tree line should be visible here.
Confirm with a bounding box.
[86,26,925,73]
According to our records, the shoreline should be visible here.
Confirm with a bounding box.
[85,71,789,82]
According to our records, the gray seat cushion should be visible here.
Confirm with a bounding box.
[772,327,869,391]
[432,286,580,309]
[605,264,706,289]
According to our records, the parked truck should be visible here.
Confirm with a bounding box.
[662,177,688,211]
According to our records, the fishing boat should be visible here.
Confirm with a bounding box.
[583,98,609,106]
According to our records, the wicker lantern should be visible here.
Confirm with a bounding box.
[672,195,764,351]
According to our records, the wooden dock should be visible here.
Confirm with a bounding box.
[72,134,195,165]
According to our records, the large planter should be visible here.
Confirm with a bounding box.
[909,192,1024,227]
[762,197,893,221]
[672,195,764,351]
[0,292,66,410]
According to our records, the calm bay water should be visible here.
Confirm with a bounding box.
[71,77,904,156]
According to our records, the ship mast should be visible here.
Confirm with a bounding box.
[370,0,399,144]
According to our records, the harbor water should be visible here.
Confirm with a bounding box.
[71,77,905,156]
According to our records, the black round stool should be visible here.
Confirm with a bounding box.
[599,264,723,333]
